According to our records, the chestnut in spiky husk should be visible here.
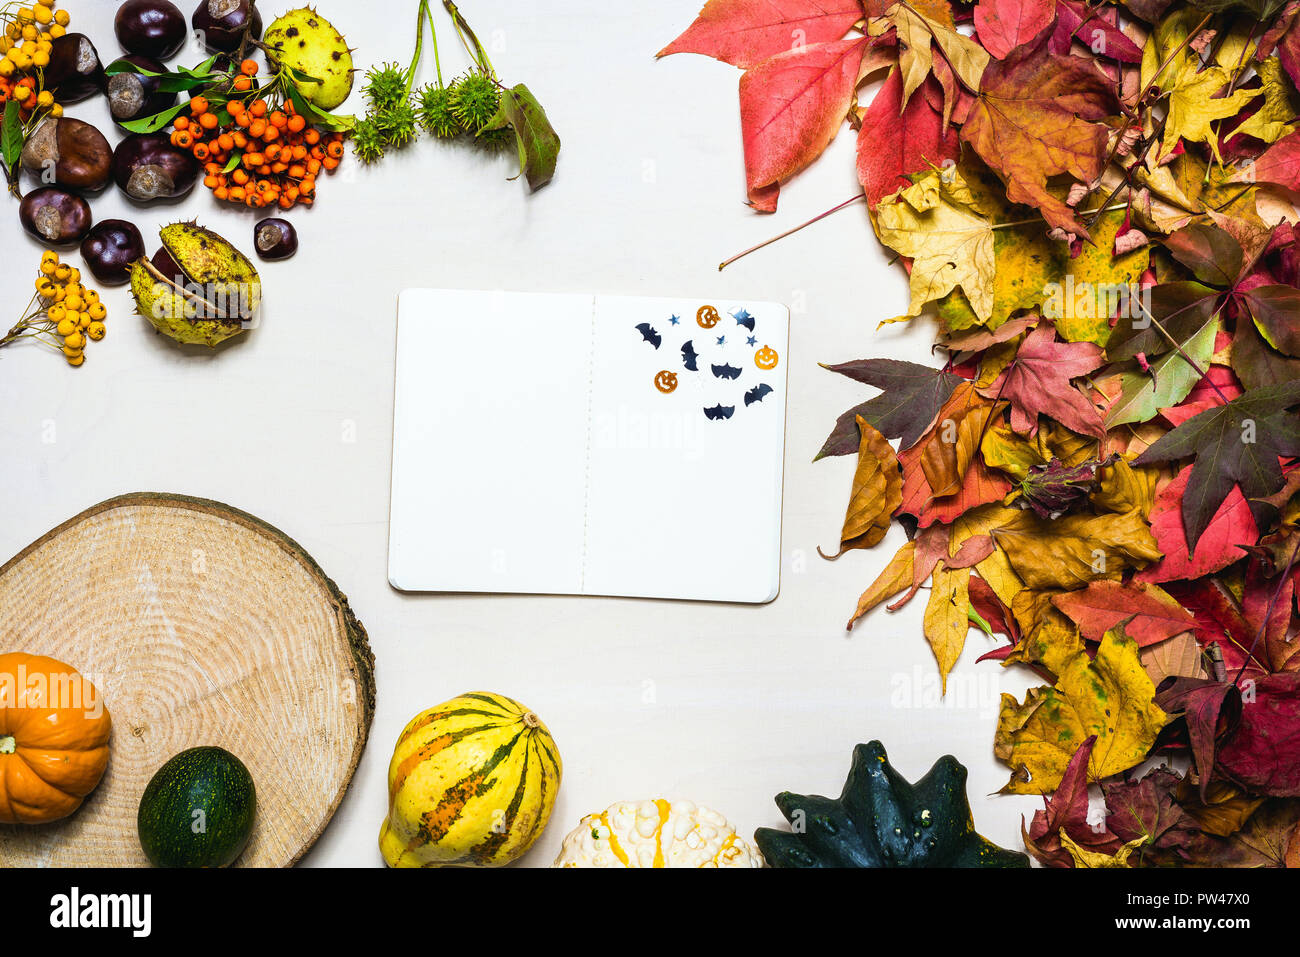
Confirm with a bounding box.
[105,55,178,126]
[20,117,113,192]
[81,219,147,286]
[19,188,94,245]
[112,133,199,202]
[130,221,262,347]
[253,218,297,260]
[115,0,188,60]
[44,34,106,102]
[192,0,261,53]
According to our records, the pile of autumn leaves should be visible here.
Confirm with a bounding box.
[663,0,1300,866]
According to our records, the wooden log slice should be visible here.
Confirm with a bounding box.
[0,493,375,867]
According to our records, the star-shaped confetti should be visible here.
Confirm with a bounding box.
[669,314,680,326]
[716,335,726,346]
[747,335,757,346]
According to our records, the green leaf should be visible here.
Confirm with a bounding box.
[104,60,165,77]
[120,101,190,134]
[285,65,324,86]
[179,54,222,78]
[222,152,242,174]
[481,83,560,191]
[284,83,356,132]
[1105,314,1220,428]
[2,99,23,174]
[1106,281,1220,362]
[106,56,220,94]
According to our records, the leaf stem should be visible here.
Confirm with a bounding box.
[404,0,427,95]
[423,0,445,87]
[1132,294,1231,405]
[444,0,494,78]
[719,195,865,271]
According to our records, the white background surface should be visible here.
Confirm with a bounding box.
[0,0,1041,865]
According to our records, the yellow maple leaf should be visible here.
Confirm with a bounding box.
[924,563,970,693]
[996,627,1170,794]
[874,167,996,324]
[1161,61,1260,162]
[1235,57,1297,144]
[1060,832,1147,868]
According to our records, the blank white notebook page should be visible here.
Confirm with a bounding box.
[388,289,790,602]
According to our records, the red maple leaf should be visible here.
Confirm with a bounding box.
[857,71,961,208]
[658,0,867,69]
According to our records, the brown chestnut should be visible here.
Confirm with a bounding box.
[192,0,261,53]
[253,218,297,260]
[80,219,147,285]
[20,118,112,192]
[115,0,188,60]
[44,34,106,103]
[112,133,199,202]
[106,55,177,126]
[19,187,93,245]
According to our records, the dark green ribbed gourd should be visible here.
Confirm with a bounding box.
[755,741,1030,868]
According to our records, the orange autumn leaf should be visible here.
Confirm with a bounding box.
[897,382,1012,526]
[823,416,903,559]
[847,539,915,629]
[959,30,1118,238]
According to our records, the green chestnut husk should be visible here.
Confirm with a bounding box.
[129,221,262,347]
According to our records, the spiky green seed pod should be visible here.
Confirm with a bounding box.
[450,72,500,132]
[352,116,387,163]
[361,62,409,113]
[475,123,515,153]
[416,83,461,138]
[379,99,419,148]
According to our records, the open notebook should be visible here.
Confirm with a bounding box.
[388,289,789,603]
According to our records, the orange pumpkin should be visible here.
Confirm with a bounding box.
[0,652,112,824]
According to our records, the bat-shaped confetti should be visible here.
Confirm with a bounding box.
[681,340,699,371]
[744,383,774,406]
[635,322,662,349]
[712,362,743,380]
[703,404,735,420]
[732,308,755,331]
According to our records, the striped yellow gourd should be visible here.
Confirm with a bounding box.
[379,692,562,867]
